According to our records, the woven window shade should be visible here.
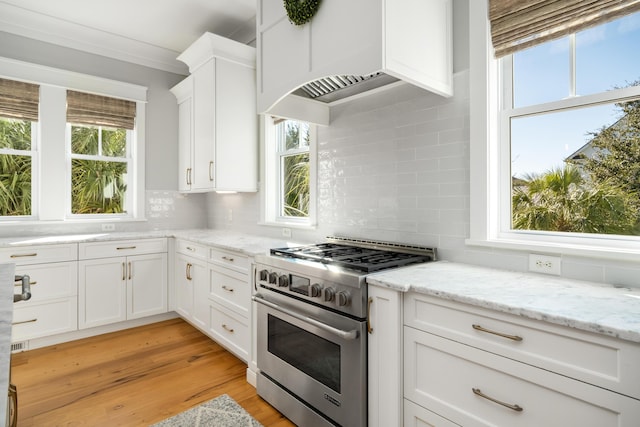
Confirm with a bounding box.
[489,0,640,57]
[0,78,40,121]
[67,90,136,130]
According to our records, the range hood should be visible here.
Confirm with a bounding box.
[256,0,453,125]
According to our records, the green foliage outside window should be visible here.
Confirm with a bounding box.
[512,95,640,236]
[0,118,32,216]
[281,122,310,217]
[70,125,128,214]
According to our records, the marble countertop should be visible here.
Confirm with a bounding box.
[0,263,14,423]
[0,229,304,257]
[366,261,640,343]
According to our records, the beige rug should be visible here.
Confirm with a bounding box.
[150,394,263,427]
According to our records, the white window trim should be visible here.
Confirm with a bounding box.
[468,1,640,262]
[0,56,147,225]
[260,115,317,229]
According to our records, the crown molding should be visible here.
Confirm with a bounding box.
[0,2,188,75]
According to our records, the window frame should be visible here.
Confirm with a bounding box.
[468,0,640,261]
[0,56,147,225]
[261,115,317,229]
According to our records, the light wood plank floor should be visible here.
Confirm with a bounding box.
[10,318,296,427]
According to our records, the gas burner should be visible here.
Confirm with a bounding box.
[270,238,436,274]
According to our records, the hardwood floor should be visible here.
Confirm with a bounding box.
[10,318,296,427]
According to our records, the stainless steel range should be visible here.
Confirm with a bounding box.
[253,236,436,427]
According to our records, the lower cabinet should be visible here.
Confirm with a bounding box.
[78,239,168,330]
[174,239,251,363]
[367,287,640,427]
[6,245,78,343]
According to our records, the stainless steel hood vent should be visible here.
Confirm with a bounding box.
[292,72,399,103]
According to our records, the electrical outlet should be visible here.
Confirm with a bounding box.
[528,254,561,275]
[282,228,292,238]
[101,223,115,231]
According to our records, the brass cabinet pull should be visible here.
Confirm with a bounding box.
[116,246,136,250]
[209,161,214,182]
[10,253,37,258]
[472,324,523,342]
[472,388,523,412]
[186,263,192,280]
[221,256,234,262]
[122,262,126,281]
[186,168,192,185]
[221,285,234,293]
[13,318,37,325]
[222,324,234,333]
[128,262,132,280]
[186,246,195,252]
[367,297,374,334]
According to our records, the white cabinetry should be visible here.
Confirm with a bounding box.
[257,0,453,116]
[403,293,640,427]
[171,32,257,193]
[78,239,167,329]
[174,240,252,363]
[175,240,209,331]
[367,285,403,427]
[1,244,78,343]
[207,247,251,362]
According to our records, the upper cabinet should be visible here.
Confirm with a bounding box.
[171,33,258,193]
[257,0,453,123]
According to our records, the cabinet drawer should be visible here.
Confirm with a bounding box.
[404,399,460,427]
[175,240,208,260]
[404,293,640,399]
[0,244,77,265]
[15,262,77,303]
[404,327,640,427]
[209,267,249,317]
[79,238,167,259]
[208,300,249,362]
[209,247,249,273]
[12,298,78,342]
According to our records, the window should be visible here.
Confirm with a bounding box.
[0,78,38,218]
[263,116,316,227]
[506,13,640,237]
[469,1,640,258]
[0,57,146,224]
[67,90,136,216]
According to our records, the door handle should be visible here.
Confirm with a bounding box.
[253,294,359,340]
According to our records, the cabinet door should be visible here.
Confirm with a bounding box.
[214,59,257,191]
[79,257,127,329]
[192,58,215,191]
[127,253,168,320]
[191,261,209,331]
[175,254,195,319]
[177,93,193,192]
[368,286,403,427]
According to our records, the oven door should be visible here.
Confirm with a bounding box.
[254,292,366,427]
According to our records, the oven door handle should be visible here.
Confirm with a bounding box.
[253,295,359,341]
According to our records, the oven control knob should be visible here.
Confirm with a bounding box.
[337,291,351,307]
[278,275,289,287]
[259,269,269,281]
[268,272,278,284]
[324,287,336,302]
[310,283,322,298]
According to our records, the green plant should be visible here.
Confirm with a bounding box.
[284,0,321,26]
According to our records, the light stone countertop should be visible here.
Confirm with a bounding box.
[0,263,14,423]
[0,229,304,257]
[366,261,640,343]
